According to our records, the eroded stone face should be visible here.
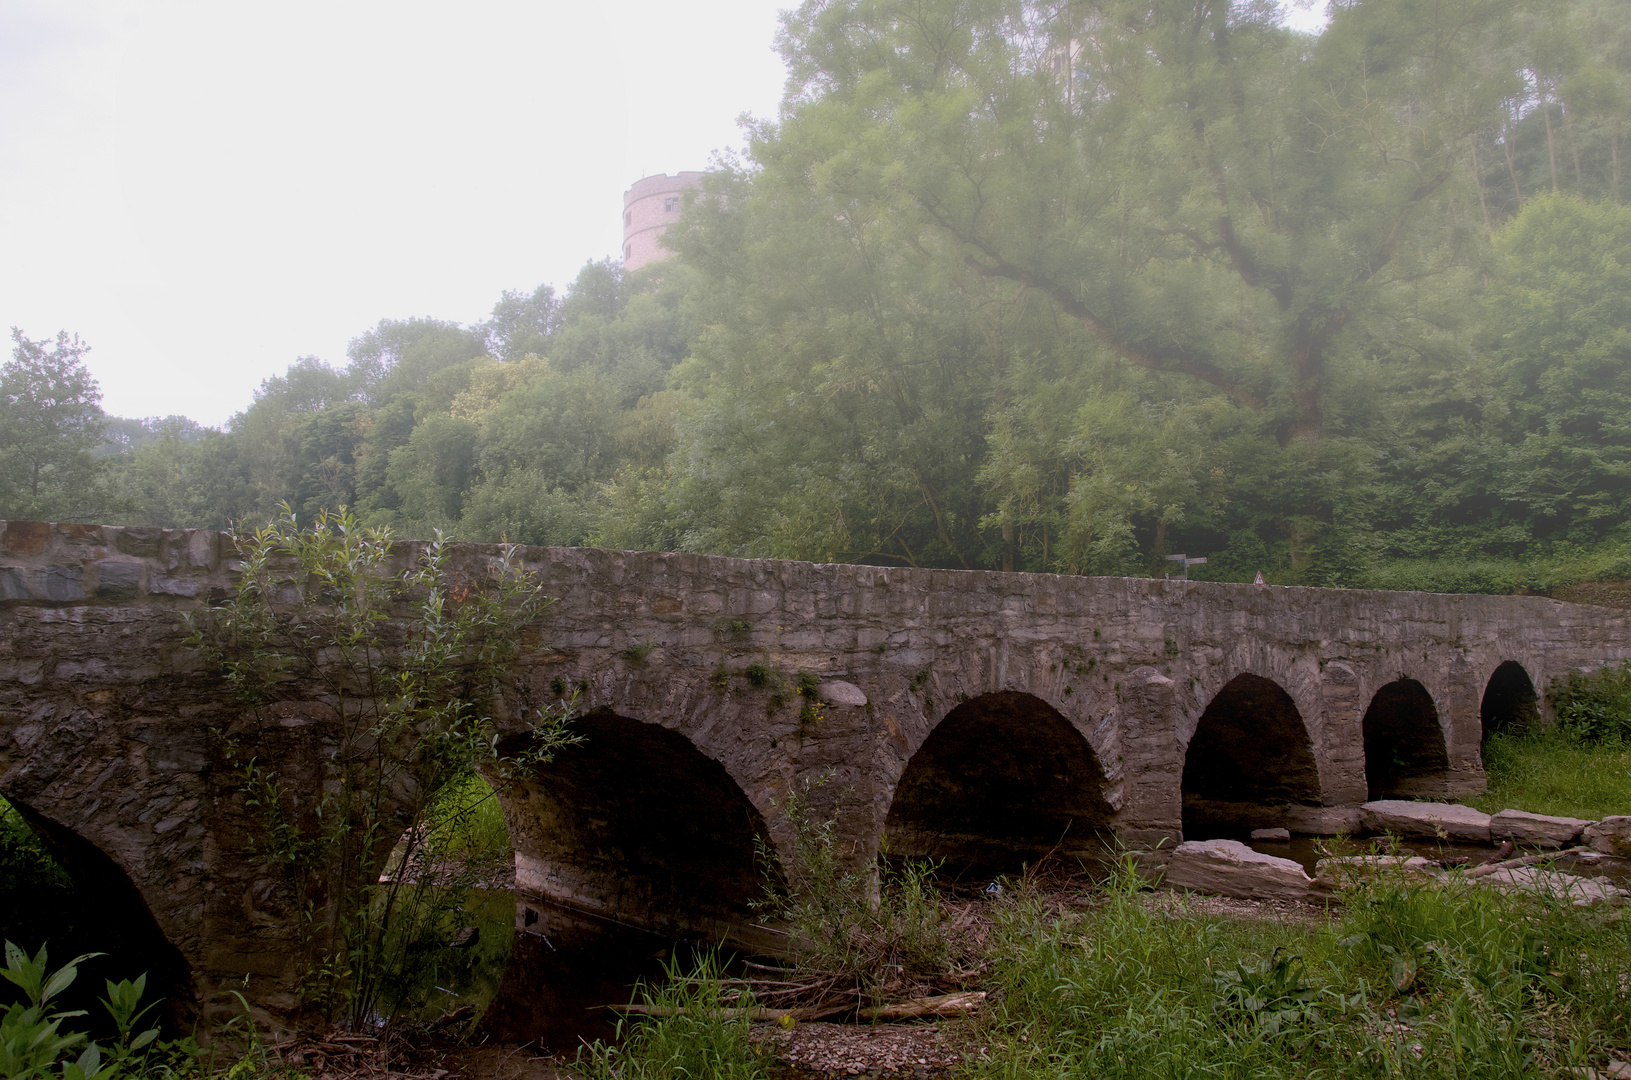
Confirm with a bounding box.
[4,521,1631,1029]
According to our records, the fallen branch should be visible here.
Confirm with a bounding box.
[1465,847,1589,878]
[857,992,987,1021]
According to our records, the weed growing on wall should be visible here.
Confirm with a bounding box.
[186,507,576,1029]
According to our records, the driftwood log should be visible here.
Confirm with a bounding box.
[608,991,987,1023]
[1465,846,1589,878]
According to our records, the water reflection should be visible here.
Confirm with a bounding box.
[398,889,720,1053]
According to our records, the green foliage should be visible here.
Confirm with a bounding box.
[579,953,771,1080]
[0,330,119,523]
[186,507,575,1028]
[1548,661,1631,742]
[0,942,173,1080]
[1472,730,1631,820]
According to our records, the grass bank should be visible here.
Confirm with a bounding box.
[1471,731,1631,821]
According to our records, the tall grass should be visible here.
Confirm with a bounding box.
[955,874,1623,1079]
[578,953,773,1080]
[1472,731,1631,820]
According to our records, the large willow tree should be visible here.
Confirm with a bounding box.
[669,0,1524,577]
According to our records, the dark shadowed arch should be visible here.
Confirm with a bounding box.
[883,692,1114,876]
[0,795,195,1035]
[496,710,775,944]
[1481,661,1539,742]
[1182,674,1321,837]
[1362,679,1451,800]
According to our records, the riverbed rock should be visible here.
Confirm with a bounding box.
[1361,800,1492,843]
[1251,827,1291,842]
[1164,839,1314,901]
[1313,855,1442,891]
[1284,806,1364,836]
[1489,809,1592,849]
[1476,866,1627,907]
[1583,817,1631,858]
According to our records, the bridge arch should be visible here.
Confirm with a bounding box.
[1361,678,1451,800]
[494,708,777,946]
[1181,673,1322,838]
[0,794,195,1034]
[883,691,1114,877]
[1481,661,1540,742]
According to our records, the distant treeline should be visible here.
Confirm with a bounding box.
[3,0,1630,593]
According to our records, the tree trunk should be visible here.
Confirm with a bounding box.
[1541,86,1560,191]
[1503,119,1523,204]
[1470,139,1493,232]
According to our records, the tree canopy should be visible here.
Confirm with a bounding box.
[14,0,1631,596]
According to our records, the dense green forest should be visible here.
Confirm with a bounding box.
[3,0,1629,592]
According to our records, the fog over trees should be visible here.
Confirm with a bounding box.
[5,0,1629,592]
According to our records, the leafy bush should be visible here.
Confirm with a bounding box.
[0,942,170,1080]
[1547,662,1631,742]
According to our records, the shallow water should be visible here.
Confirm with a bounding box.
[391,888,724,1053]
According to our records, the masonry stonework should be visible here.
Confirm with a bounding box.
[3,520,1627,1029]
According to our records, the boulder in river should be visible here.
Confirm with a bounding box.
[1361,801,1492,843]
[1489,809,1592,849]
[1475,866,1627,907]
[1164,839,1314,901]
[1583,817,1631,858]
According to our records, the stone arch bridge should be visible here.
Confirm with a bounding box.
[2,520,1628,1028]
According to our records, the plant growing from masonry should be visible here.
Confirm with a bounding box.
[186,507,576,1029]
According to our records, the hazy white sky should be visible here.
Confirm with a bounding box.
[0,0,789,425]
[2,2,1325,428]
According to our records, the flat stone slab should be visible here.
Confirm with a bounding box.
[1584,817,1631,858]
[1490,809,1592,849]
[1251,827,1291,842]
[1476,867,1627,907]
[1284,806,1364,836]
[1361,800,1492,843]
[1164,839,1313,901]
[1314,855,1442,890]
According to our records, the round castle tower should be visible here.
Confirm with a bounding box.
[621,172,704,272]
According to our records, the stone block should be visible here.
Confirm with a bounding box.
[149,576,201,597]
[113,527,162,557]
[0,566,84,602]
[1490,809,1591,849]
[93,561,143,603]
[818,680,867,706]
[1284,805,1364,836]
[1584,817,1631,858]
[1361,800,1491,843]
[1251,827,1291,841]
[3,520,50,553]
[1477,866,1627,906]
[1163,839,1314,901]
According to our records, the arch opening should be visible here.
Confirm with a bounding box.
[1481,661,1539,742]
[1182,674,1321,838]
[495,709,776,947]
[883,691,1114,878]
[0,794,195,1036]
[1362,679,1451,800]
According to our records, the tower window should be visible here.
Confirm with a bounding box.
[664,196,680,212]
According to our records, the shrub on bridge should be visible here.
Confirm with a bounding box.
[185,507,576,1030]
